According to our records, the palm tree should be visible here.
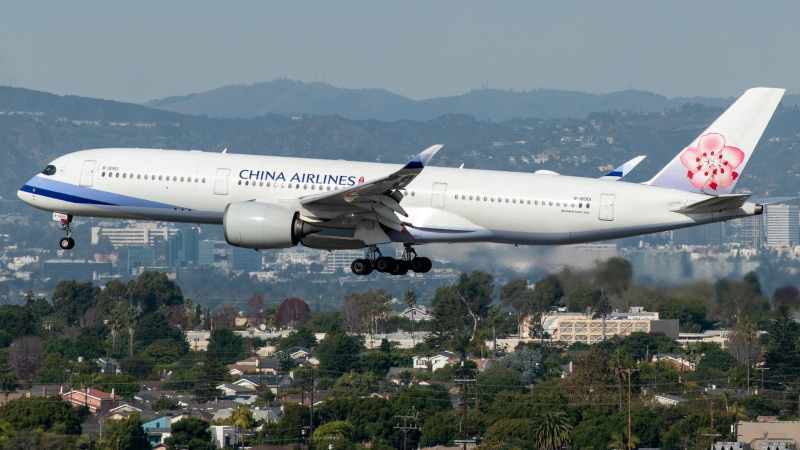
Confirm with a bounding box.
[108,309,123,353]
[403,290,417,346]
[228,406,255,432]
[610,348,629,412]
[533,411,572,450]
[124,306,140,357]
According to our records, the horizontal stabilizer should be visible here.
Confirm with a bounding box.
[753,197,800,205]
[670,194,751,214]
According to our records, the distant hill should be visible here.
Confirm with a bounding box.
[144,79,800,122]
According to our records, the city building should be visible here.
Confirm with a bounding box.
[91,223,178,247]
[765,203,800,247]
[672,222,723,246]
[167,227,199,267]
[128,247,154,273]
[322,250,366,273]
[738,420,800,449]
[521,307,679,345]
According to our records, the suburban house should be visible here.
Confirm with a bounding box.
[653,393,689,407]
[413,352,454,371]
[61,388,121,413]
[216,383,257,402]
[398,306,432,322]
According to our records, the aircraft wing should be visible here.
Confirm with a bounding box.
[600,155,645,181]
[296,145,442,233]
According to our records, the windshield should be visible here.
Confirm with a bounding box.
[41,165,56,176]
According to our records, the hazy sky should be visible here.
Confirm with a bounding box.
[1,1,798,104]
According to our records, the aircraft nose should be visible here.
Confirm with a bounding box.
[17,177,37,205]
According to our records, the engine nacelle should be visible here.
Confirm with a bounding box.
[223,201,315,249]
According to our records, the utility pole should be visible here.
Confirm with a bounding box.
[623,367,638,450]
[395,407,418,450]
[756,367,769,392]
[309,368,314,450]
[454,378,476,450]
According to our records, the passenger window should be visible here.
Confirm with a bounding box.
[102,172,106,177]
[158,175,162,181]
[123,173,127,179]
[484,196,488,201]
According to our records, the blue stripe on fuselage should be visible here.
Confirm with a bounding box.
[21,176,180,209]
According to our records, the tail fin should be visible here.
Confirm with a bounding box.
[645,87,784,195]
[600,155,646,181]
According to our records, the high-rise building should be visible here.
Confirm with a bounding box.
[128,247,154,274]
[672,222,723,246]
[168,228,199,267]
[765,203,799,247]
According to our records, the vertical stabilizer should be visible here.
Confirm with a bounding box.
[645,87,784,195]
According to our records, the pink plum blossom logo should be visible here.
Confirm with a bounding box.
[679,133,744,191]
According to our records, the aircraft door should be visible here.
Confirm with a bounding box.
[80,160,96,187]
[431,182,447,209]
[599,194,615,221]
[214,168,231,195]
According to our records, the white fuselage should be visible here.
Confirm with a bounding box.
[18,148,758,249]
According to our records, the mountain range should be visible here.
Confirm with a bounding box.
[144,79,800,122]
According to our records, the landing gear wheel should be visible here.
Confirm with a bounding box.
[59,237,75,250]
[351,259,373,276]
[391,260,409,276]
[375,257,397,273]
[411,257,432,273]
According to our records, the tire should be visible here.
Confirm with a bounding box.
[410,257,426,273]
[420,257,432,273]
[375,257,397,273]
[351,259,371,275]
[60,237,75,250]
[392,260,409,276]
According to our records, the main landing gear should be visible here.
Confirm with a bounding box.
[351,244,432,276]
[56,213,75,249]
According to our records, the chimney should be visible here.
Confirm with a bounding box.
[111,388,115,397]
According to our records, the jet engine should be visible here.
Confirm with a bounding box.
[223,201,317,249]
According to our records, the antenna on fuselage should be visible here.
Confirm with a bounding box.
[222,148,227,153]
[459,163,464,169]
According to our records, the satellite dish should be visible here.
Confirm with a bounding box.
[259,324,266,331]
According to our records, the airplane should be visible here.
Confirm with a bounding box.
[18,87,784,276]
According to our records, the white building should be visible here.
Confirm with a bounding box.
[522,307,679,345]
[91,222,178,247]
[413,352,454,371]
[766,203,799,247]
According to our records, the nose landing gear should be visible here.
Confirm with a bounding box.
[350,244,432,276]
[55,213,75,250]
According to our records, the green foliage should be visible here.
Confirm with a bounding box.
[359,351,390,377]
[100,413,150,450]
[314,420,355,441]
[654,297,709,332]
[315,396,399,445]
[303,311,343,333]
[317,331,364,376]
[131,270,184,314]
[392,385,452,422]
[152,395,181,411]
[207,328,246,365]
[277,326,318,351]
[566,284,603,313]
[0,396,82,435]
[52,280,100,326]
[134,311,189,355]
[90,374,140,400]
[697,350,736,372]
[164,417,215,450]
[430,271,494,333]
[765,303,800,382]
[329,371,379,398]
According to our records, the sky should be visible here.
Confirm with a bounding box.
[1,1,798,104]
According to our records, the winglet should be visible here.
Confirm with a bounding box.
[600,155,646,181]
[403,145,443,170]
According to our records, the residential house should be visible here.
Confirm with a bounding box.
[216,383,257,402]
[653,393,688,407]
[96,357,122,375]
[413,352,454,371]
[61,388,121,413]
[257,358,281,374]
[282,390,328,407]
[288,347,311,359]
[107,404,144,420]
[398,305,432,322]
[210,425,236,448]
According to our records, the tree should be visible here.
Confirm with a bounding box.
[212,305,238,329]
[341,289,393,334]
[764,303,800,382]
[404,290,418,345]
[487,306,506,358]
[772,284,799,307]
[359,351,391,377]
[0,373,21,405]
[525,275,564,342]
[227,406,256,434]
[0,396,83,435]
[503,346,543,385]
[108,309,123,353]
[152,395,181,411]
[131,270,184,314]
[329,371,379,397]
[726,316,761,368]
[52,280,98,326]
[275,297,311,328]
[499,278,530,336]
[123,306,140,357]
[431,271,494,335]
[317,332,364,375]
[8,335,45,383]
[91,374,140,400]
[314,420,356,448]
[207,328,245,365]
[245,292,265,326]
[100,413,150,450]
[654,297,709,332]
[532,411,572,450]
[164,417,215,450]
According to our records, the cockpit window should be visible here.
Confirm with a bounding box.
[41,165,57,176]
